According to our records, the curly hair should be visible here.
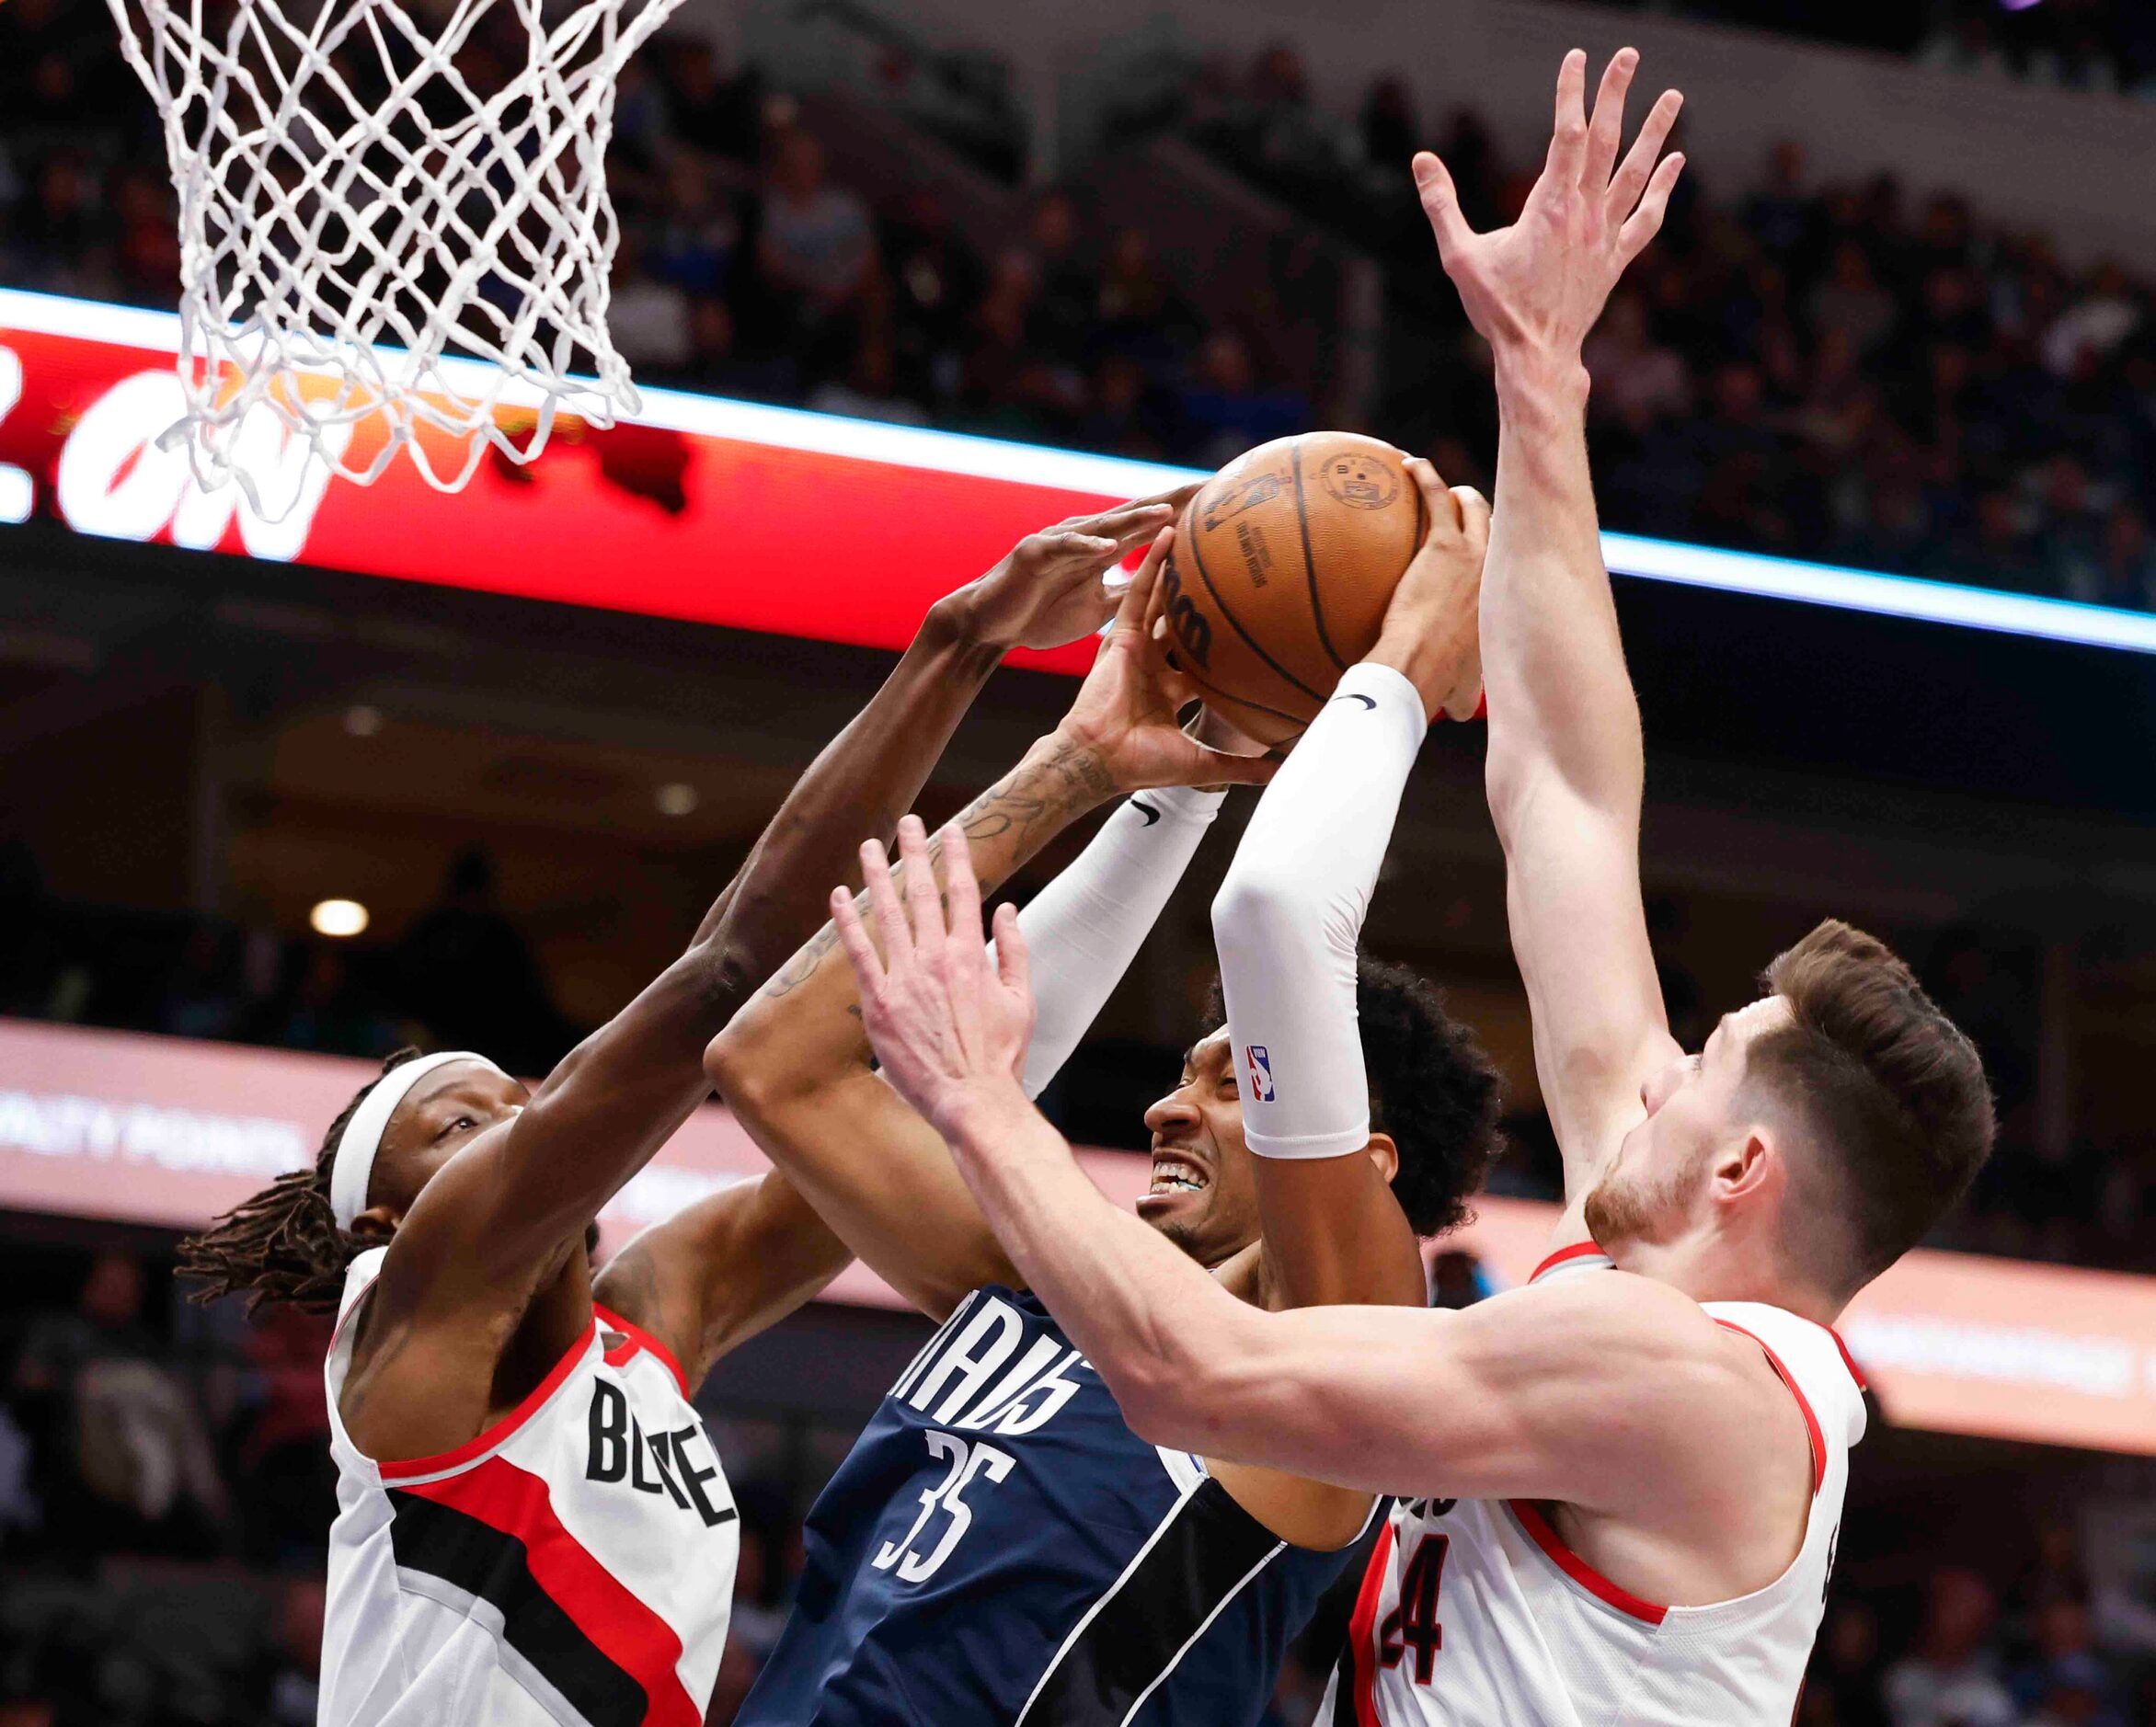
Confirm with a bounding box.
[1202,957,1505,1238]
[176,1046,423,1314]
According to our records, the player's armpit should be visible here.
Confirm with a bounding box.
[593,1171,853,1390]
[1206,1462,1378,1552]
[723,1063,1016,1321]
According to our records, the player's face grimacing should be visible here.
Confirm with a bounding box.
[1583,996,1793,1256]
[357,1061,531,1237]
[1136,1028,1264,1267]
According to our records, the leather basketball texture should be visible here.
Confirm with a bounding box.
[1165,431,1423,745]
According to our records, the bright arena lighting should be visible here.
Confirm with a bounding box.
[308,898,370,938]
[655,782,699,817]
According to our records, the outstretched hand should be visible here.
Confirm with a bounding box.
[1370,457,1489,723]
[1054,525,1279,795]
[1414,48,1683,360]
[831,816,1035,1141]
[956,484,1203,652]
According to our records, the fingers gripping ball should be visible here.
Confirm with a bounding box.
[1166,431,1425,746]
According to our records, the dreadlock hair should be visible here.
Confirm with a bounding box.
[1201,956,1506,1238]
[178,1046,423,1314]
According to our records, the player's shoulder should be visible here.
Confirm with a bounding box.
[1500,1274,1806,1502]
[1504,1261,1712,1335]
[1575,1277,1817,1459]
[1492,1268,1765,1399]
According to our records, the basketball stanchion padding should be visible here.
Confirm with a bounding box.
[107,0,687,516]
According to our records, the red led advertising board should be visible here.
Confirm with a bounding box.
[0,291,1201,675]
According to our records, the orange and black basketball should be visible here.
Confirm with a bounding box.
[1163,431,1424,745]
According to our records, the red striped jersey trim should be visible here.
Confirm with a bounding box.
[376,1321,593,1482]
[1347,1515,1395,1727]
[1507,1500,1669,1626]
[593,1305,690,1399]
[1529,1241,1609,1283]
[400,1455,703,1727]
[1827,1326,1867,1391]
[1714,1320,1827,1494]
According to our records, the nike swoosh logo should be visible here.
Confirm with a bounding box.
[1130,798,1162,827]
[1331,692,1377,710]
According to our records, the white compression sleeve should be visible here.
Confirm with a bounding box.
[1014,783,1225,1099]
[1210,660,1427,1158]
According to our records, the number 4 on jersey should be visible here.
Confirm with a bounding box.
[1379,1533,1451,1685]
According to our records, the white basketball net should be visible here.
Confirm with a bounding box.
[108,0,685,514]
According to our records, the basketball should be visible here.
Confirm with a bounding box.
[1164,431,1425,745]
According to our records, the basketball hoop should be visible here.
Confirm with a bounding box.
[107,0,687,515]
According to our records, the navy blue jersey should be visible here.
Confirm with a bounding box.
[740,1286,1366,1726]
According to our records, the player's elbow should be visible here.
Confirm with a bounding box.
[677,932,760,1025]
[1069,1309,1210,1450]
[705,1018,782,1121]
[1108,1328,1261,1456]
[1110,1355,1219,1454]
[1210,855,1326,973]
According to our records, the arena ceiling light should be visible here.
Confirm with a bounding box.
[309,898,370,938]
[8,287,2156,662]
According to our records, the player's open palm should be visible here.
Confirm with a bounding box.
[831,817,1035,1140]
[1415,48,1683,357]
[1056,526,1278,794]
[964,486,1202,650]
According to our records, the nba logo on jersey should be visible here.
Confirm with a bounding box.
[1247,1045,1276,1102]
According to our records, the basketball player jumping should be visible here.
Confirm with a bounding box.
[175,494,1195,1727]
[836,50,1997,1727]
[705,495,1500,1724]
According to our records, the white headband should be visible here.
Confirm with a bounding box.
[329,1050,507,1229]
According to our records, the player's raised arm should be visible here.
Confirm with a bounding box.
[375,498,1188,1372]
[1416,49,1688,1224]
[706,535,1272,1318]
[1211,457,1485,1320]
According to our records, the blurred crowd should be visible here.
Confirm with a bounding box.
[4,1237,2155,1725]
[1631,0,2156,96]
[1910,0,2156,90]
[0,1238,813,1725]
[1178,40,2156,610]
[1801,1550,2156,1727]
[10,0,2156,610]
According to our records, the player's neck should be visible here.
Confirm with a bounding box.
[1211,1238,1265,1304]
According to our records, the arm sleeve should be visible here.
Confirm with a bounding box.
[1015,783,1225,1099]
[1210,660,1427,1159]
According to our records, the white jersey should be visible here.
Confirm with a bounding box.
[321,1248,739,1727]
[1315,1245,1867,1727]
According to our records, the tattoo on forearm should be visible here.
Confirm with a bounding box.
[755,736,1111,1003]
[764,921,843,998]
[952,735,1114,845]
